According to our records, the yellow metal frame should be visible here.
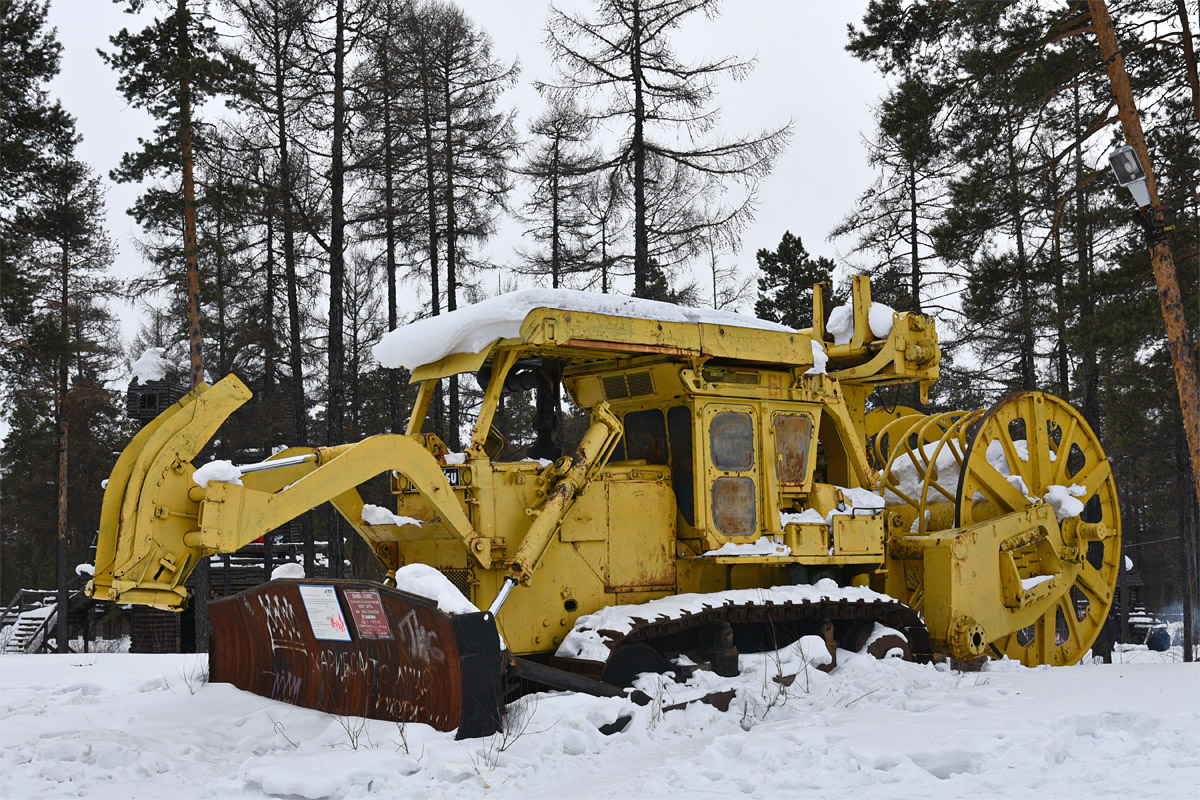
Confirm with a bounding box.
[87,279,1119,668]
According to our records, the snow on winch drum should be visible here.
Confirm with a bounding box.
[84,275,1121,735]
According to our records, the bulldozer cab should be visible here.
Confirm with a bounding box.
[389,278,941,592]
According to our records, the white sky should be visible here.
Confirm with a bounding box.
[45,0,887,344]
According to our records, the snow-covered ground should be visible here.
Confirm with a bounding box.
[1,647,1196,799]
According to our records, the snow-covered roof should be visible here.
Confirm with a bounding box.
[131,347,169,384]
[373,289,792,371]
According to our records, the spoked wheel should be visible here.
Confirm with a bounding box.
[877,409,985,615]
[956,391,1121,666]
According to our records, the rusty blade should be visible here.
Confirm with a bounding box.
[208,579,503,739]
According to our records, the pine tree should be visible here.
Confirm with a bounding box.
[0,0,75,328]
[1,154,124,648]
[831,76,953,314]
[753,232,842,329]
[103,0,254,648]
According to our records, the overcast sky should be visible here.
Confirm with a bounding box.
[45,0,888,345]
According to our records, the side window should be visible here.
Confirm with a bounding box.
[709,410,756,535]
[667,406,694,526]
[774,413,813,485]
[624,409,668,465]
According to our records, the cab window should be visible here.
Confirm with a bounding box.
[773,413,814,485]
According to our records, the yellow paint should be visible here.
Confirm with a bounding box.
[89,279,1119,667]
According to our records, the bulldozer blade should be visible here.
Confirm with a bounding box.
[207,579,504,739]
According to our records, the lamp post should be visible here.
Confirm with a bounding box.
[1107,145,1151,208]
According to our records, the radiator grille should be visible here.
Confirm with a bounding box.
[602,372,654,400]
[438,568,473,602]
[602,375,629,399]
[626,371,654,396]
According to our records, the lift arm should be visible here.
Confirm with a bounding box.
[87,375,480,610]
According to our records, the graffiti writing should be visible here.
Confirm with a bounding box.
[258,594,306,654]
[396,610,445,665]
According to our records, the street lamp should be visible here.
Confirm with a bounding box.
[1108,145,1151,207]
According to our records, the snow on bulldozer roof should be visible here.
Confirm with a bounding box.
[373,288,792,371]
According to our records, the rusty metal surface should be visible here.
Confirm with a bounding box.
[711,476,756,535]
[208,579,502,738]
[773,414,813,485]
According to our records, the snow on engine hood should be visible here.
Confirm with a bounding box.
[373,289,792,371]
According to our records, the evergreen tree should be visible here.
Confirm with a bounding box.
[831,75,953,314]
[0,0,75,328]
[754,232,842,329]
[0,155,126,646]
[103,0,254,647]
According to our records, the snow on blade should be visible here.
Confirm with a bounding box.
[270,562,305,580]
[827,305,854,345]
[825,301,896,346]
[361,503,423,528]
[1020,574,1055,591]
[556,579,894,662]
[130,347,169,383]
[191,460,243,488]
[392,564,476,615]
[373,288,792,370]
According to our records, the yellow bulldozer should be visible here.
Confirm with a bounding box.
[86,276,1121,737]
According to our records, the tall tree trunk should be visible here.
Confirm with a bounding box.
[908,161,921,314]
[443,66,460,450]
[271,6,313,576]
[383,89,400,434]
[420,54,443,439]
[631,4,648,297]
[264,208,276,396]
[1052,224,1069,396]
[551,142,560,288]
[1177,0,1200,126]
[326,0,347,578]
[1073,85,1099,430]
[178,0,210,651]
[600,217,608,293]
[55,239,70,654]
[1006,130,1036,390]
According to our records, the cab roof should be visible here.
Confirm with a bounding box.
[373,289,815,382]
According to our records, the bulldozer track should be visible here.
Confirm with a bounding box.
[553,593,933,683]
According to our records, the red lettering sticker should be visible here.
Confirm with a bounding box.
[344,590,393,639]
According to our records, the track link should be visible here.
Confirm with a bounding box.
[552,587,932,685]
